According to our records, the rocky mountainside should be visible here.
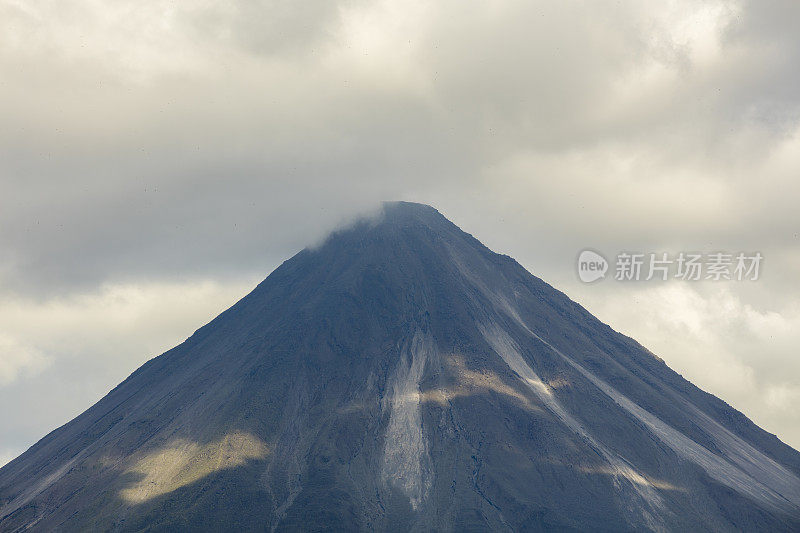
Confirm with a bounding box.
[1,201,800,532]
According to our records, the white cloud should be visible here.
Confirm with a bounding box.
[0,334,49,385]
[0,278,257,373]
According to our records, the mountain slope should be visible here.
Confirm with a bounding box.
[1,201,799,532]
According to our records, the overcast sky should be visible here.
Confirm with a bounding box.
[2,0,799,466]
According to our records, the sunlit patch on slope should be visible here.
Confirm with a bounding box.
[417,354,542,413]
[577,465,686,492]
[119,432,268,504]
[381,330,433,510]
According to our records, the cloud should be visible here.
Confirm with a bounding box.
[0,334,49,386]
[5,0,798,293]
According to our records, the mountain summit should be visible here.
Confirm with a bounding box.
[2,201,800,531]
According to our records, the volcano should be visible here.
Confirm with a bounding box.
[1,201,799,532]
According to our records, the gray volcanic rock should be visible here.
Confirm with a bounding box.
[1,201,800,532]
